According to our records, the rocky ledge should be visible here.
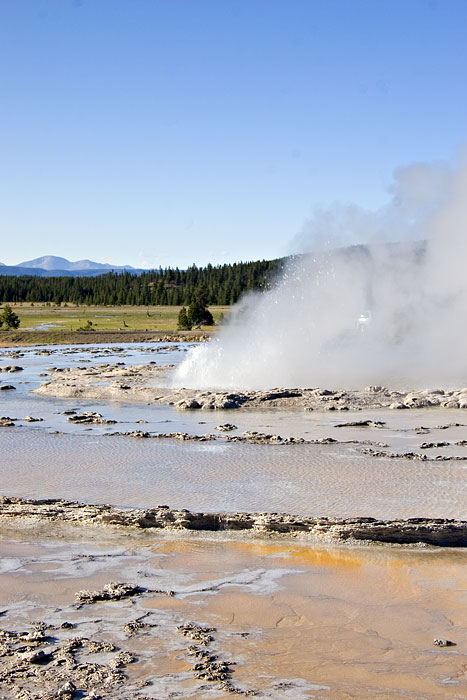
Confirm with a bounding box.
[34,369,467,411]
[1,497,465,547]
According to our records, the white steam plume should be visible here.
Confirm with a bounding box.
[174,153,467,390]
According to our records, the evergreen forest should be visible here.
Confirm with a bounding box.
[0,259,283,306]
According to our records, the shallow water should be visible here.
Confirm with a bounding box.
[1,343,467,699]
[0,341,189,432]
[1,343,467,519]
[2,341,467,443]
[1,430,466,518]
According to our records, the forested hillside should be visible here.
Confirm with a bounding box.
[0,259,283,305]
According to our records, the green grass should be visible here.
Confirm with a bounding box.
[4,303,230,333]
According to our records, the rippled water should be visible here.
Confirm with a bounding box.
[1,430,466,518]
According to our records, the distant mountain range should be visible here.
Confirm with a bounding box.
[0,255,147,277]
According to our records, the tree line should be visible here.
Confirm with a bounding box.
[0,259,283,306]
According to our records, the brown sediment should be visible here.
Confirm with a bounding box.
[1,534,466,699]
[1,496,466,546]
[198,548,467,699]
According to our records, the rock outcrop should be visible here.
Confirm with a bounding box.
[34,365,467,412]
[1,496,465,547]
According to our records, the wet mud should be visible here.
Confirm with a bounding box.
[0,532,466,699]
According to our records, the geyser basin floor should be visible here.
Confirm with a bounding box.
[0,526,466,699]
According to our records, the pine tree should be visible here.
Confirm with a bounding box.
[177,307,192,330]
[186,285,215,327]
[187,299,214,327]
[0,305,20,329]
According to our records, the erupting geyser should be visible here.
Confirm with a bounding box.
[174,154,467,390]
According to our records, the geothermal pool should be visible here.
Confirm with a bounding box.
[1,342,467,700]
[1,342,467,519]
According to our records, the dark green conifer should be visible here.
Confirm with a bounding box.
[0,304,20,329]
[177,306,192,330]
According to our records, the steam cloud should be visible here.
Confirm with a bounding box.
[174,153,467,390]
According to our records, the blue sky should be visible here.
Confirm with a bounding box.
[1,0,466,269]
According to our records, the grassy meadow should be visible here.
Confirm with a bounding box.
[3,303,230,333]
